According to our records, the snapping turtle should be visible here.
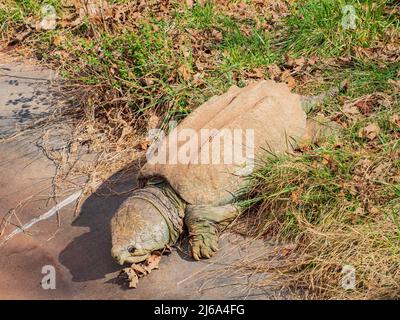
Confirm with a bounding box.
[111,80,341,265]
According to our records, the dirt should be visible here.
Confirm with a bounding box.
[0,54,280,300]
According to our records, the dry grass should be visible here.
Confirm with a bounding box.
[236,86,400,299]
[1,0,399,299]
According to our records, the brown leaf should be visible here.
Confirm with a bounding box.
[281,243,297,256]
[52,35,64,46]
[281,70,296,89]
[121,251,163,289]
[186,0,194,8]
[195,59,206,71]
[178,64,191,81]
[343,103,361,118]
[147,114,160,130]
[388,79,400,90]
[139,139,150,150]
[308,55,319,66]
[349,207,365,223]
[192,72,205,85]
[122,267,139,288]
[354,99,373,115]
[293,57,305,68]
[285,55,305,69]
[7,27,33,46]
[143,252,161,273]
[144,77,155,86]
[245,68,264,79]
[368,205,380,216]
[163,244,172,254]
[211,29,223,41]
[354,158,372,176]
[60,14,83,28]
[131,264,149,278]
[267,64,282,80]
[370,162,391,180]
[390,114,399,128]
[290,189,301,203]
[358,123,380,140]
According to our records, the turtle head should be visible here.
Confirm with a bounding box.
[111,196,170,265]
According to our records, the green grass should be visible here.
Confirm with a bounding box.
[238,106,400,298]
[219,18,276,71]
[35,2,281,124]
[180,1,217,29]
[281,0,399,57]
[0,0,64,39]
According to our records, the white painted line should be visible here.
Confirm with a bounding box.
[0,190,82,245]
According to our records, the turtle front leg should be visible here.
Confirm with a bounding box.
[184,204,239,260]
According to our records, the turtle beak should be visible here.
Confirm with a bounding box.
[111,247,129,265]
[111,247,150,265]
[118,251,131,265]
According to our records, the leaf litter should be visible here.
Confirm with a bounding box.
[120,251,163,288]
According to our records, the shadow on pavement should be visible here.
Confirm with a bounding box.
[59,164,141,282]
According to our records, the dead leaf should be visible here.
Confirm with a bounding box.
[293,57,305,66]
[388,79,400,90]
[368,205,380,215]
[281,243,297,256]
[131,264,149,277]
[308,55,319,66]
[195,59,206,71]
[139,139,149,150]
[163,244,172,254]
[60,13,83,28]
[281,70,296,89]
[122,267,139,288]
[52,35,64,46]
[186,0,194,8]
[390,114,399,128]
[354,158,372,176]
[267,64,282,80]
[144,77,155,86]
[147,114,160,130]
[120,251,163,289]
[143,252,161,273]
[178,64,191,81]
[370,162,391,180]
[245,68,264,79]
[285,55,306,71]
[7,27,33,46]
[290,189,301,203]
[193,72,205,85]
[354,98,373,115]
[211,29,223,41]
[349,207,365,223]
[358,123,380,140]
[343,102,361,118]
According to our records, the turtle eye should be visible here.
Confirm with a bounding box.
[127,246,136,254]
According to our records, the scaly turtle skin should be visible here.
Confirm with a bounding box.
[111,80,340,264]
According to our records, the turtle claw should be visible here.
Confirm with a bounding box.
[189,232,219,260]
[184,204,238,261]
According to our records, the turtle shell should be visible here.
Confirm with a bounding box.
[140,80,306,205]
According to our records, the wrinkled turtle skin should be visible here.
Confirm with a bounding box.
[111,80,340,264]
